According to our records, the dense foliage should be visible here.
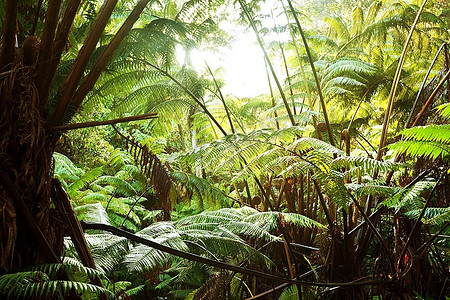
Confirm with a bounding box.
[0,0,449,299]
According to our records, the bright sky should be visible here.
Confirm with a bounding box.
[185,31,270,98]
[178,1,290,98]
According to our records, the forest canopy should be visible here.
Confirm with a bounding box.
[0,0,449,299]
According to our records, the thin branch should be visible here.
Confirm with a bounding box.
[405,43,447,128]
[51,112,158,131]
[418,221,450,256]
[144,61,228,136]
[410,69,450,127]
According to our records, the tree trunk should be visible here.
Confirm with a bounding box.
[0,65,63,273]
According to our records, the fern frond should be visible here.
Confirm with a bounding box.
[125,232,188,272]
[224,222,281,242]
[243,212,324,231]
[74,203,111,225]
[333,155,400,175]
[279,284,299,300]
[387,140,450,160]
[436,103,450,120]
[84,234,130,272]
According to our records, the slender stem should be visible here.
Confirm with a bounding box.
[285,0,335,146]
[206,63,235,133]
[238,0,296,126]
[411,69,450,127]
[30,0,44,36]
[418,221,450,256]
[39,0,82,109]
[376,0,428,161]
[346,189,395,272]
[405,43,447,128]
[397,172,444,271]
[120,186,151,228]
[264,58,280,130]
[37,0,62,102]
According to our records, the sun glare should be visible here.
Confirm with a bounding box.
[177,35,270,98]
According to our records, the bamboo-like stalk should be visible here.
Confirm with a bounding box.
[50,0,119,127]
[285,0,335,146]
[0,0,19,70]
[237,0,296,126]
[51,112,158,131]
[376,0,428,161]
[70,0,151,112]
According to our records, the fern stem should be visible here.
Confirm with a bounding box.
[405,42,448,129]
[36,0,62,107]
[0,0,18,71]
[38,0,82,109]
[285,0,335,146]
[264,58,280,130]
[417,221,450,257]
[51,112,158,131]
[345,189,395,273]
[70,0,152,113]
[376,0,428,161]
[50,0,119,127]
[410,69,450,127]
[238,0,296,126]
[145,61,228,136]
[396,171,445,272]
[206,63,235,134]
[120,186,151,229]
